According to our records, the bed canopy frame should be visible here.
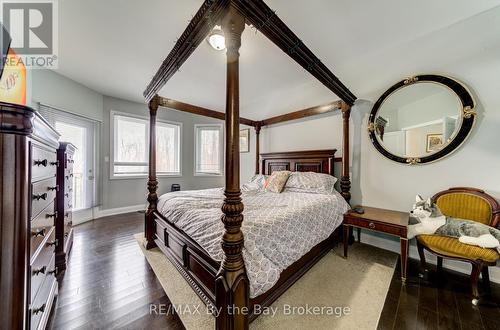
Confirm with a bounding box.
[143,1,357,329]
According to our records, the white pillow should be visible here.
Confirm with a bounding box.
[284,172,338,194]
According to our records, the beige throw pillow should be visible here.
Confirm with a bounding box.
[264,171,291,193]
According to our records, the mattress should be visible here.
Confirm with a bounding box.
[157,187,349,298]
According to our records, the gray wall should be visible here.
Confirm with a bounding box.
[31,70,104,121]
[101,96,225,210]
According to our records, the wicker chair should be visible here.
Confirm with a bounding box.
[416,187,500,305]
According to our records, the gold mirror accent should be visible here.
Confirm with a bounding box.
[406,157,421,165]
[403,76,419,85]
[463,106,476,119]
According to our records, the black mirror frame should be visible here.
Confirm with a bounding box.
[368,74,476,165]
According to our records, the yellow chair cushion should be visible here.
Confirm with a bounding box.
[436,193,492,225]
[417,235,500,263]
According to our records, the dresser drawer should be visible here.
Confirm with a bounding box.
[31,253,56,305]
[66,154,74,166]
[32,144,57,181]
[64,210,72,224]
[66,198,73,211]
[64,222,72,238]
[31,177,57,219]
[31,201,56,257]
[63,227,73,254]
[30,226,55,266]
[30,272,57,330]
[344,216,405,237]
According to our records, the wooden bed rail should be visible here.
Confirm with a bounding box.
[156,96,256,127]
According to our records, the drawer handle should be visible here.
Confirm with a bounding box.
[46,212,57,218]
[32,303,46,315]
[65,175,69,179]
[64,232,69,238]
[69,173,74,177]
[34,159,47,167]
[47,185,58,191]
[368,222,376,229]
[32,266,46,276]
[68,204,73,209]
[49,160,59,166]
[32,193,47,201]
[47,239,58,247]
[31,228,46,238]
[48,268,58,276]
[65,212,69,218]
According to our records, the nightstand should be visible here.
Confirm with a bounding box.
[343,206,410,282]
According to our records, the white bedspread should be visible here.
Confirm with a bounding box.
[157,187,349,298]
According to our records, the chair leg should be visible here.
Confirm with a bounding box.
[482,266,491,293]
[417,242,429,279]
[471,261,483,306]
[437,257,443,273]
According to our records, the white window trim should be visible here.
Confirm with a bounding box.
[110,110,183,180]
[194,123,224,177]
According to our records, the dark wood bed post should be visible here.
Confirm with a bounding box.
[340,101,351,203]
[254,123,261,174]
[144,95,159,250]
[215,6,250,330]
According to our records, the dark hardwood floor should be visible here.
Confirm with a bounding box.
[48,212,184,330]
[49,212,500,330]
[378,254,500,330]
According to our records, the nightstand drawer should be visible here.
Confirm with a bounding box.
[345,216,406,237]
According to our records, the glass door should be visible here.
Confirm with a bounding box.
[55,119,95,210]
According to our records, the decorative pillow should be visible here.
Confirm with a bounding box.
[250,174,268,188]
[241,174,268,191]
[264,171,291,193]
[284,172,338,194]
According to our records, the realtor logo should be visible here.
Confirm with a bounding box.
[1,0,58,68]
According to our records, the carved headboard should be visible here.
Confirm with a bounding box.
[260,149,337,176]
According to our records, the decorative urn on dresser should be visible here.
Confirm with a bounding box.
[55,142,75,272]
[0,101,60,330]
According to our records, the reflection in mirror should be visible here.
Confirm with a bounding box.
[375,82,462,158]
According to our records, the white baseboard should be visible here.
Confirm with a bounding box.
[96,204,145,218]
[360,231,500,284]
[72,208,95,225]
[72,204,145,225]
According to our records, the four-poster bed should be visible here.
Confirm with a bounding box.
[143,1,357,329]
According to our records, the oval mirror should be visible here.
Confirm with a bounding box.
[368,75,476,165]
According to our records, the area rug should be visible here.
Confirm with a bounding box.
[134,233,397,330]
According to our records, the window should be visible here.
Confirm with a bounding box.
[111,111,181,178]
[195,124,223,176]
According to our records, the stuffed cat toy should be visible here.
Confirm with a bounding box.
[408,195,500,253]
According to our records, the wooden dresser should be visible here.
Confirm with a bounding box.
[0,102,60,330]
[55,142,75,272]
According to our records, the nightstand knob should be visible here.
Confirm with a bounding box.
[368,222,375,229]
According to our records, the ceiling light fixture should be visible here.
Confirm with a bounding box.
[207,26,225,50]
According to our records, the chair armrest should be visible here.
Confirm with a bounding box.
[491,211,500,228]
